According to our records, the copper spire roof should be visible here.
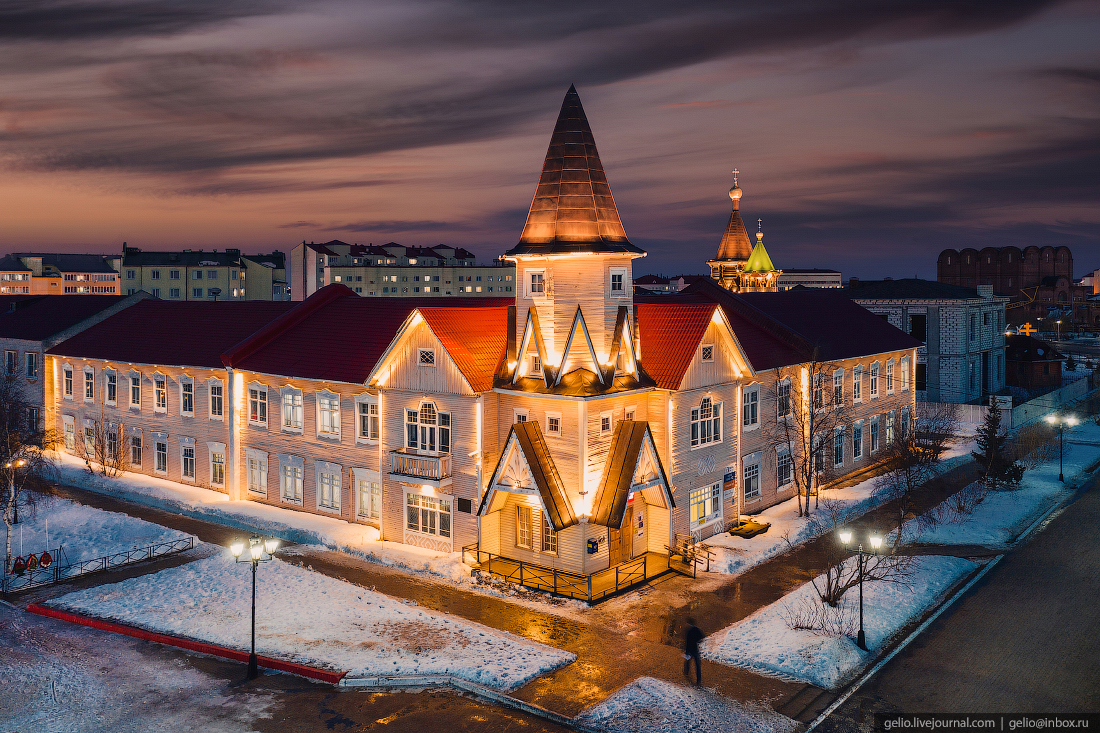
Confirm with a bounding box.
[712,175,753,262]
[506,85,643,256]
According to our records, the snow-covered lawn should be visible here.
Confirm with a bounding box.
[703,449,973,577]
[908,422,1100,548]
[52,452,471,582]
[703,555,978,689]
[5,495,190,564]
[575,676,797,733]
[45,552,575,690]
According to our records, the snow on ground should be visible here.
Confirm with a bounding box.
[703,450,973,577]
[907,421,1100,547]
[52,452,471,582]
[703,555,978,689]
[45,552,575,690]
[575,676,798,733]
[4,495,190,564]
[0,602,275,733]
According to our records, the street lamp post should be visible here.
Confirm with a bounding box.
[5,459,25,525]
[1045,414,1078,482]
[229,536,279,680]
[839,529,882,651]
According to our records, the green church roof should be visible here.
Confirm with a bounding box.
[743,233,776,273]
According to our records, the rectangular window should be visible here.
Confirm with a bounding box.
[528,271,545,297]
[211,452,225,486]
[181,446,195,479]
[814,374,825,411]
[319,394,340,435]
[833,371,843,407]
[207,270,217,280]
[970,313,977,341]
[900,357,910,391]
[169,270,180,280]
[743,464,760,500]
[105,372,116,403]
[776,452,792,488]
[357,400,379,440]
[209,382,223,417]
[170,288,180,298]
[853,423,863,460]
[692,397,723,446]
[886,359,895,393]
[24,352,37,379]
[249,388,267,424]
[151,288,160,298]
[356,478,380,519]
[609,268,627,297]
[870,363,879,398]
[130,434,141,466]
[319,470,340,510]
[155,441,168,473]
[690,482,722,524]
[742,389,758,427]
[105,425,117,460]
[915,363,927,391]
[155,376,167,410]
[248,455,267,494]
[900,408,911,438]
[418,349,435,366]
[516,505,532,548]
[701,344,714,362]
[886,411,895,446]
[181,380,194,415]
[130,375,141,407]
[4,351,15,377]
[282,391,303,430]
[282,464,303,503]
[84,370,94,400]
[83,425,95,455]
[541,513,558,554]
[194,270,203,280]
[192,287,203,298]
[834,428,844,466]
[407,494,451,538]
[64,367,73,397]
[777,381,791,418]
[870,419,880,453]
[126,269,136,279]
[600,413,611,433]
[853,367,863,402]
[546,413,561,436]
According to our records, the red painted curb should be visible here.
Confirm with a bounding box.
[26,603,348,684]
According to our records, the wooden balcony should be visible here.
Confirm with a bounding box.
[389,449,452,488]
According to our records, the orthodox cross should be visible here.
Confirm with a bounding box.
[732,168,739,186]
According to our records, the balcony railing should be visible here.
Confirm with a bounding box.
[389,449,452,486]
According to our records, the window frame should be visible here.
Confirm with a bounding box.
[279,454,305,506]
[701,344,714,363]
[406,491,451,539]
[355,394,379,444]
[886,359,895,395]
[776,379,791,419]
[900,356,911,392]
[741,386,759,430]
[246,449,268,496]
[418,348,436,367]
[869,362,880,399]
[691,396,724,447]
[526,269,546,299]
[209,443,226,487]
[690,482,723,525]
[281,387,304,433]
[833,369,844,408]
[516,505,533,549]
[316,389,341,439]
[83,366,95,402]
[62,415,76,451]
[154,434,169,475]
[180,438,196,482]
[129,429,142,467]
[352,466,381,520]
[208,379,224,420]
[179,375,194,416]
[609,267,628,298]
[833,426,845,467]
[776,448,792,489]
[248,384,268,426]
[103,369,117,406]
[600,411,612,434]
[153,372,167,413]
[852,420,864,460]
[852,366,863,403]
[405,401,450,454]
[24,351,38,380]
[545,411,562,436]
[63,364,74,399]
[129,371,141,409]
[4,351,15,378]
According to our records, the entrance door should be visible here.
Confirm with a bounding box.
[609,505,634,566]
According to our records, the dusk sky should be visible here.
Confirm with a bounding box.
[1,0,1098,279]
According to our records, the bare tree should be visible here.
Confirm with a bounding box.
[0,377,55,569]
[76,408,128,478]
[765,354,849,517]
[1010,421,1058,470]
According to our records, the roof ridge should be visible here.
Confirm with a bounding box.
[684,278,814,358]
[221,283,355,367]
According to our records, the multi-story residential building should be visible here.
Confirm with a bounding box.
[289,240,515,300]
[0,253,120,295]
[45,86,919,594]
[779,269,842,290]
[119,245,289,301]
[1,292,151,429]
[847,278,1009,404]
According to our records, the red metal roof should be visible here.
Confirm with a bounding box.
[419,305,511,393]
[48,300,295,368]
[635,301,716,389]
[0,295,135,342]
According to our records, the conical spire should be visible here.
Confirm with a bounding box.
[743,223,776,273]
[507,85,643,256]
[712,170,753,262]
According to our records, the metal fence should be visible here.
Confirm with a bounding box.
[2,536,195,595]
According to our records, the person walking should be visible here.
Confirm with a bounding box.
[683,617,704,686]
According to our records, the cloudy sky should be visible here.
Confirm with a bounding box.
[1,0,1097,278]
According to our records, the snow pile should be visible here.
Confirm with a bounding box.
[4,496,190,564]
[46,552,575,690]
[52,452,471,583]
[703,555,978,689]
[575,676,797,733]
[909,421,1100,547]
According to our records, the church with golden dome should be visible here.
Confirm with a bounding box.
[707,172,781,293]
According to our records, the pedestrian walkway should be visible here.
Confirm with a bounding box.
[31,456,989,721]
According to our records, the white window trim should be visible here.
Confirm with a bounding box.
[526,268,547,299]
[208,378,224,421]
[179,375,194,417]
[600,411,613,435]
[900,356,911,392]
[83,366,95,403]
[418,348,436,367]
[352,466,381,520]
[279,454,305,506]
[152,432,169,475]
[153,372,168,414]
[354,393,379,445]
[609,267,628,299]
[869,362,880,399]
[624,406,636,422]
[852,366,863,404]
[62,414,76,451]
[833,426,845,468]
[245,448,268,496]
[775,446,793,489]
[742,452,763,504]
[315,389,341,440]
[247,382,268,427]
[280,386,304,434]
[179,436,197,483]
[741,385,760,433]
[62,363,74,401]
[886,358,896,395]
[208,442,226,487]
[689,481,724,527]
[101,368,117,407]
[833,368,844,410]
[852,419,865,461]
[545,411,562,436]
[315,460,342,514]
[776,378,792,420]
[701,343,715,363]
[513,408,529,425]
[128,370,142,411]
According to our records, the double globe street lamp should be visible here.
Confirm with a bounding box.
[1045,413,1078,483]
[838,529,882,651]
[229,536,280,680]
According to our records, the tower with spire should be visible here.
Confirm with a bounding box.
[706,172,780,293]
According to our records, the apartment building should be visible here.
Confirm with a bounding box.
[0,253,120,295]
[119,245,289,301]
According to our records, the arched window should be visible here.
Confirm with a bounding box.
[691,396,722,447]
[406,401,451,453]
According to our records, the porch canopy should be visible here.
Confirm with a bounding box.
[591,420,675,529]
[478,420,578,531]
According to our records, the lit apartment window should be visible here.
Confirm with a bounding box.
[249,387,267,425]
[180,379,194,415]
[282,390,303,430]
[318,392,340,436]
[870,363,880,398]
[356,475,380,519]
[408,493,450,537]
[210,451,225,486]
[282,462,303,504]
[209,381,223,417]
[84,368,95,400]
[690,483,722,525]
[154,374,167,411]
[357,398,378,441]
[25,352,38,380]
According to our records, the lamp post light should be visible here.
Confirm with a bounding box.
[5,459,25,525]
[229,535,279,680]
[839,529,883,651]
[1044,414,1078,482]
